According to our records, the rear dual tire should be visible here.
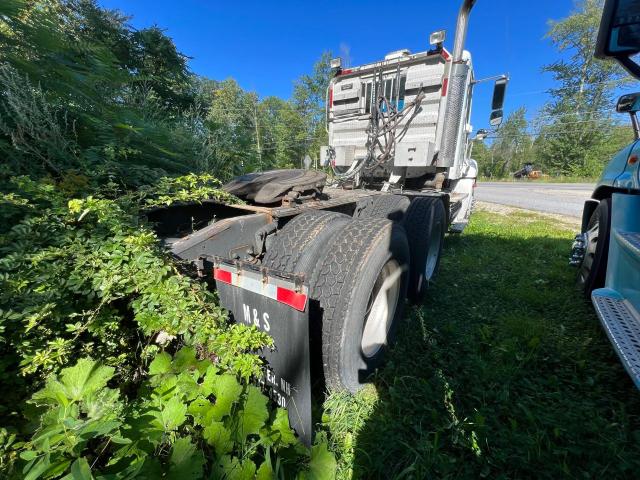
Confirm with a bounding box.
[356,194,446,301]
[404,197,446,301]
[263,211,410,393]
[311,218,409,392]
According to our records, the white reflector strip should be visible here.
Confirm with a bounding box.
[213,267,308,312]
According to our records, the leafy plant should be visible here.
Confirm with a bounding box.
[0,1,341,476]
[20,352,331,479]
[0,174,335,478]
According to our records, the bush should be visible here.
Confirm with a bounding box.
[0,175,335,479]
[0,2,337,475]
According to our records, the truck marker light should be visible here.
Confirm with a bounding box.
[276,287,308,312]
[442,77,449,97]
[213,268,232,284]
[629,154,638,165]
[329,87,333,108]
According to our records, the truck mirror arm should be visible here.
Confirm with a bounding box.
[618,56,640,81]
[630,111,640,140]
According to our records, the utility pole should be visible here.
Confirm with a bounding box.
[253,101,262,172]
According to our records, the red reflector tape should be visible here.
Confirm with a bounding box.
[213,268,232,284]
[441,77,449,97]
[276,287,308,312]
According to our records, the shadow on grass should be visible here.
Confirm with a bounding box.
[324,224,640,479]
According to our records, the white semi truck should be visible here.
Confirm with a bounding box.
[149,0,506,444]
[321,20,507,233]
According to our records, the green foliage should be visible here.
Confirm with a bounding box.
[476,0,634,179]
[0,0,208,184]
[475,108,533,178]
[0,176,269,392]
[19,350,320,479]
[292,51,333,164]
[0,1,340,474]
[141,173,241,207]
[536,0,629,177]
[0,0,333,185]
[0,173,335,478]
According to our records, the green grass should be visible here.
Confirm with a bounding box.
[323,210,640,479]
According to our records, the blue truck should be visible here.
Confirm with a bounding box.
[571,0,640,388]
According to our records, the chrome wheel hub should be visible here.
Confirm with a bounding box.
[361,260,402,358]
[570,233,587,267]
[573,221,600,284]
[425,220,443,281]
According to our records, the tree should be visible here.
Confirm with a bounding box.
[474,108,533,178]
[292,51,333,163]
[258,96,307,169]
[535,0,631,176]
[203,79,258,179]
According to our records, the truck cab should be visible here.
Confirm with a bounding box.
[320,16,508,232]
[323,46,468,184]
[572,0,640,388]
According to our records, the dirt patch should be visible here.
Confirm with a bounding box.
[475,201,580,231]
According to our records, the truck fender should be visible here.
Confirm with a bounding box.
[581,199,600,233]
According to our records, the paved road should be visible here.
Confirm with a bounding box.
[475,182,596,218]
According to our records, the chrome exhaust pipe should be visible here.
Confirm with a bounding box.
[439,0,476,168]
[453,0,476,62]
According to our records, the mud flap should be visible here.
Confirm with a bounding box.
[212,258,313,446]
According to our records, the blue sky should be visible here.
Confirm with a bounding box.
[99,0,577,129]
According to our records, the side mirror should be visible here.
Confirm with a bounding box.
[491,77,509,111]
[489,76,508,127]
[596,0,640,78]
[475,129,489,141]
[489,110,503,128]
[616,92,640,112]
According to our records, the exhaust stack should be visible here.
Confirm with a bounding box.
[439,0,476,170]
[452,0,476,62]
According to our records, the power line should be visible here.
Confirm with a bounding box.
[486,127,630,140]
[526,107,615,122]
[530,117,626,130]
[508,77,632,98]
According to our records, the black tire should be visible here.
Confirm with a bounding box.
[262,210,351,384]
[310,218,410,393]
[577,198,611,298]
[262,210,350,273]
[354,194,410,222]
[403,197,446,302]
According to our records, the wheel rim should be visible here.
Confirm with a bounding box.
[361,259,402,358]
[578,220,599,284]
[425,219,443,280]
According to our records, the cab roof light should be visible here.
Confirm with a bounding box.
[430,30,446,47]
